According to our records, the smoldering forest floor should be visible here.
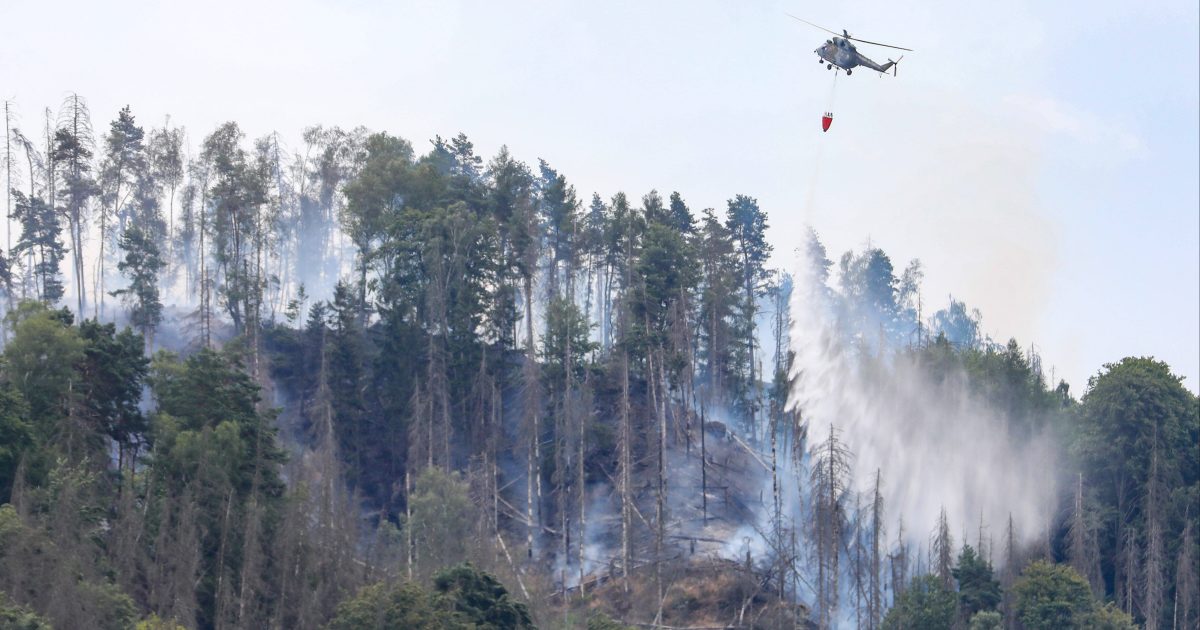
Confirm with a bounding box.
[554,419,812,628]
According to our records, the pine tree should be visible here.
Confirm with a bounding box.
[98,106,145,320]
[10,190,65,303]
[580,193,607,349]
[953,544,1002,621]
[697,207,736,405]
[76,320,148,471]
[53,94,96,318]
[724,194,771,430]
[328,282,369,487]
[537,159,577,301]
[113,225,166,347]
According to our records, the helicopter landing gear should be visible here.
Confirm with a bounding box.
[827,64,832,70]
[846,69,852,75]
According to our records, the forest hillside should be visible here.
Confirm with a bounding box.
[0,98,1196,629]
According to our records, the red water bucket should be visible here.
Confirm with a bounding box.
[822,112,833,132]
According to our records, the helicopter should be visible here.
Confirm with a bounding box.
[787,14,911,76]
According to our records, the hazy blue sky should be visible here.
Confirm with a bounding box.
[2,0,1197,393]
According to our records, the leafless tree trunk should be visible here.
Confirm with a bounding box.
[60,94,90,318]
[852,493,865,629]
[700,403,708,525]
[890,518,908,607]
[236,497,265,627]
[869,470,884,629]
[523,274,542,561]
[1001,514,1018,629]
[406,470,414,580]
[152,486,201,626]
[650,349,667,621]
[619,340,632,590]
[1143,424,1165,630]
[1119,521,1140,616]
[811,424,851,629]
[1174,518,1198,630]
[213,488,236,630]
[934,507,954,591]
[199,171,212,346]
[578,375,592,597]
[558,314,572,596]
[1068,472,1103,595]
[3,100,15,326]
[770,395,783,600]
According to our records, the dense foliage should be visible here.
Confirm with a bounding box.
[326,563,531,630]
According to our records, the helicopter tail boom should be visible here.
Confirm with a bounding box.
[857,54,899,76]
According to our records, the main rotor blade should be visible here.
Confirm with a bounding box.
[846,36,912,52]
[784,13,840,37]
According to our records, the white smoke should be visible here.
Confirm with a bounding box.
[786,237,1058,553]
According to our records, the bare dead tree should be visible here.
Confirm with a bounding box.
[1174,516,1198,630]
[933,507,954,591]
[810,424,851,629]
[770,392,784,600]
[617,197,636,591]
[650,349,667,623]
[1143,423,1165,630]
[852,493,866,629]
[196,161,212,346]
[523,350,541,561]
[869,470,885,630]
[889,518,909,607]
[1118,520,1140,616]
[578,375,594,597]
[1002,514,1018,630]
[12,126,40,299]
[1067,472,1103,596]
[700,402,708,525]
[618,330,633,590]
[3,99,17,321]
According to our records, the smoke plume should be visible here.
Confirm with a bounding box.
[786,235,1059,554]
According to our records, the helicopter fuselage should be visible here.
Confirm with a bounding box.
[815,37,895,75]
[815,37,859,69]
